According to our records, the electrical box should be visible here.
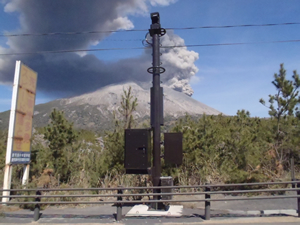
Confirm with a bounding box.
[164,133,183,166]
[124,129,151,174]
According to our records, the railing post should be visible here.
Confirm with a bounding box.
[297,181,300,217]
[33,190,41,221]
[291,157,295,188]
[205,183,211,220]
[116,186,123,221]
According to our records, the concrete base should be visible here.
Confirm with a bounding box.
[227,209,298,216]
[126,204,183,217]
[264,209,298,216]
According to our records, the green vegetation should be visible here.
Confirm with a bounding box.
[0,64,300,190]
[0,130,7,186]
[260,64,300,175]
[101,86,138,174]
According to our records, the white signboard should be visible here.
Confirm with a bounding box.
[6,61,37,164]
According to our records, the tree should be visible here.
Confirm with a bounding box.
[118,86,138,129]
[169,112,271,184]
[0,131,7,186]
[44,109,77,152]
[102,86,138,173]
[260,64,300,173]
[0,130,7,170]
[43,109,78,182]
[260,64,300,122]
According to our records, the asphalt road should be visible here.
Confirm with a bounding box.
[1,203,300,224]
[0,191,299,224]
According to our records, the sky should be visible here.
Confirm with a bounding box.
[0,0,300,117]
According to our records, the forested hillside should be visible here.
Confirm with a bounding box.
[0,64,299,188]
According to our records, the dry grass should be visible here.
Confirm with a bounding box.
[0,205,21,214]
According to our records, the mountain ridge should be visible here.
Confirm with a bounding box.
[0,82,222,132]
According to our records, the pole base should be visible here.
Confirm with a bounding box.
[149,202,168,211]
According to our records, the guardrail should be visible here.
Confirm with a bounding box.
[1,180,300,222]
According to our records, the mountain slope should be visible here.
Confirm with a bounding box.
[0,82,222,132]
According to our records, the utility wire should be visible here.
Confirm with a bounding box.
[169,39,300,48]
[1,39,300,56]
[168,22,300,30]
[1,22,300,38]
[0,46,145,55]
[0,29,148,37]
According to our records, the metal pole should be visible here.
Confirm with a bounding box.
[296,182,300,217]
[205,183,211,220]
[291,157,295,188]
[33,190,41,221]
[149,12,165,210]
[152,27,161,192]
[116,186,123,221]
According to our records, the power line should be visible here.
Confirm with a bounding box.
[1,39,300,56]
[168,22,300,30]
[1,22,300,38]
[0,29,148,37]
[169,39,300,48]
[0,46,145,55]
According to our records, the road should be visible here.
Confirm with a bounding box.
[0,191,299,224]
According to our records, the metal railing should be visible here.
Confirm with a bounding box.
[1,180,300,222]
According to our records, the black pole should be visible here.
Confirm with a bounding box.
[297,182,300,217]
[152,19,161,191]
[116,186,123,221]
[148,12,165,210]
[291,157,295,188]
[204,183,211,220]
[33,190,41,221]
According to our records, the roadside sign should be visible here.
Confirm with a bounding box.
[6,61,37,164]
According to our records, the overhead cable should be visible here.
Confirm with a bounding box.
[1,39,300,56]
[168,22,300,30]
[1,22,300,38]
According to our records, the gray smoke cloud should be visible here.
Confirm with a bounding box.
[0,0,198,97]
[160,32,199,96]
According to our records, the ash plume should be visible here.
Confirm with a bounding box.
[0,0,198,97]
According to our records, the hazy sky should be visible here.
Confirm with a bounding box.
[0,0,300,117]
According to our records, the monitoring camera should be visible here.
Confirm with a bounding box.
[151,12,160,24]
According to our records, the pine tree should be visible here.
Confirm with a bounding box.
[103,86,138,173]
[43,109,78,182]
[44,109,77,152]
[260,64,300,121]
[118,86,138,129]
[260,64,300,173]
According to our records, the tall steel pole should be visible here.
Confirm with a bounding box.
[148,12,166,209]
[152,22,161,191]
